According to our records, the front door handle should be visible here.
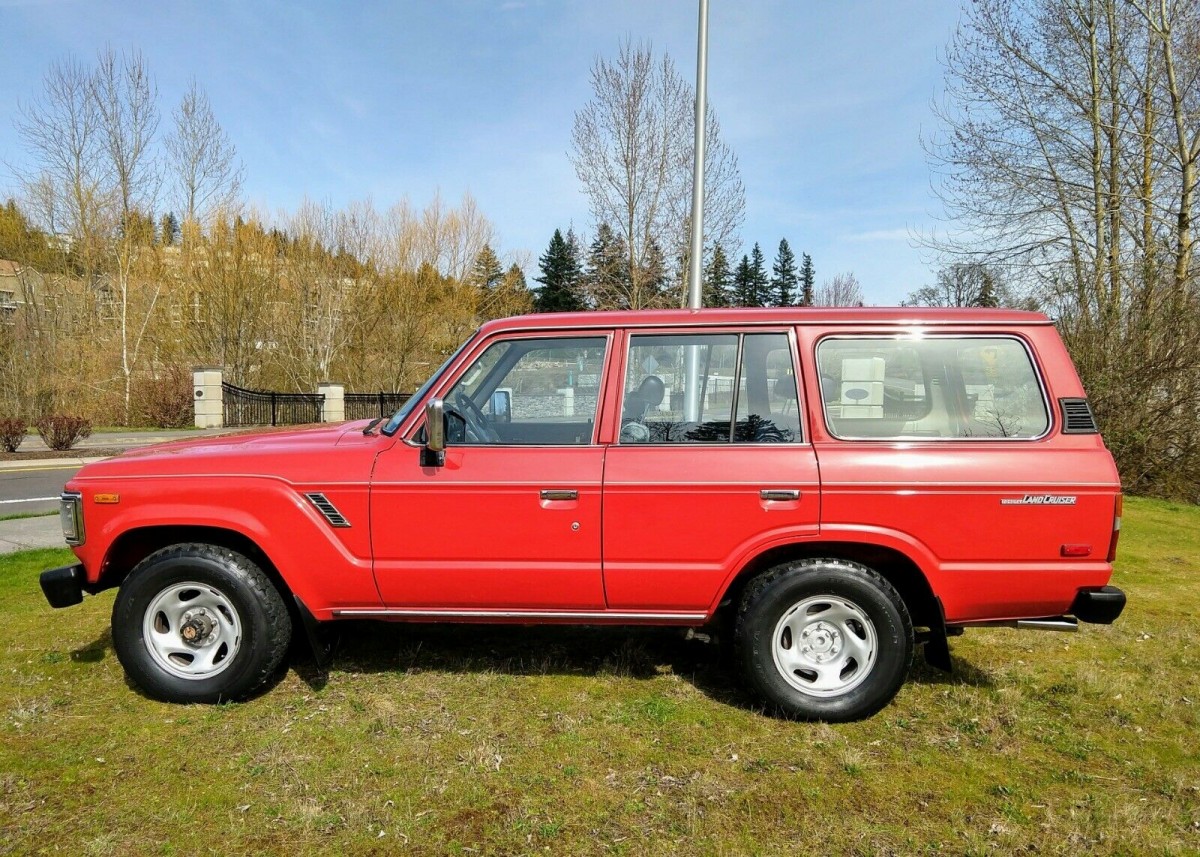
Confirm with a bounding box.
[540,489,578,501]
[760,489,801,501]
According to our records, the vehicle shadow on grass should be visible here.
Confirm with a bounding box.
[290,623,995,712]
[71,628,113,663]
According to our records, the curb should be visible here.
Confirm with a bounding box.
[0,457,109,473]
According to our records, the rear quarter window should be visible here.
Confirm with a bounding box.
[817,336,1049,439]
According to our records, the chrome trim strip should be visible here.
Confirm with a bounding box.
[332,608,709,621]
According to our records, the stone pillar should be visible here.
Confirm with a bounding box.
[193,367,224,428]
[317,382,345,422]
[557,387,575,417]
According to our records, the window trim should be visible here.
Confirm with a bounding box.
[618,328,806,446]
[407,331,614,448]
[815,333,1052,442]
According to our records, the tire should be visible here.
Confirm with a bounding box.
[735,558,913,722]
[111,544,292,704]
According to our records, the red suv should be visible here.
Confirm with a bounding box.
[41,308,1125,721]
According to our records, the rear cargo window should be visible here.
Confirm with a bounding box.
[817,337,1049,439]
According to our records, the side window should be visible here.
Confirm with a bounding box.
[445,336,607,444]
[818,337,1048,439]
[734,334,801,442]
[621,332,800,444]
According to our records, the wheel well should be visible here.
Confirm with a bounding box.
[99,526,292,601]
[720,542,941,630]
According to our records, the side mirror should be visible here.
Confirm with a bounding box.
[422,398,446,467]
[489,388,512,424]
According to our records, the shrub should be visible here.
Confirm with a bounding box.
[132,366,194,428]
[0,418,27,453]
[35,415,93,451]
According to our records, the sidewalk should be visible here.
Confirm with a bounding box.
[0,514,64,555]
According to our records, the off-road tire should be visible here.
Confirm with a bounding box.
[735,558,913,722]
[111,543,292,703]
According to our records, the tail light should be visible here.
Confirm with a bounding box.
[1106,494,1123,563]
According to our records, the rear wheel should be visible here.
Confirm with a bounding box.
[736,558,913,721]
[111,544,292,703]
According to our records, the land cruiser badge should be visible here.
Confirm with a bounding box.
[1001,494,1078,506]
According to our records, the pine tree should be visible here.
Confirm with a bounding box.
[469,245,504,291]
[748,243,769,307]
[973,270,1000,307]
[585,223,630,308]
[799,252,815,307]
[770,238,798,307]
[733,254,755,307]
[703,244,732,307]
[534,229,585,312]
[159,212,181,246]
[640,238,669,306]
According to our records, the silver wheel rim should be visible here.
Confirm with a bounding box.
[771,595,877,697]
[142,581,243,680]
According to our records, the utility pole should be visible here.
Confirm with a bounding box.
[683,0,709,422]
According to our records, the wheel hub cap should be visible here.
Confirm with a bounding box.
[772,596,878,698]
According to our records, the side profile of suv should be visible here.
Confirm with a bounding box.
[40,308,1126,721]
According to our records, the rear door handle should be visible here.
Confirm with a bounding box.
[540,489,578,501]
[760,489,801,501]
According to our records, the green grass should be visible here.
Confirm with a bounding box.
[0,510,55,523]
[1,497,1197,854]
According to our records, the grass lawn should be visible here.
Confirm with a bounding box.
[1,497,1196,854]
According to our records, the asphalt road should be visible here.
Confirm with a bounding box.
[0,464,81,516]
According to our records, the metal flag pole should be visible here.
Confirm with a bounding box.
[683,0,709,422]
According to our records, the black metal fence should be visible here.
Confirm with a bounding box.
[344,391,412,421]
[222,383,324,427]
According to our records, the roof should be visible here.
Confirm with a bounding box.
[478,306,1051,335]
[0,260,22,278]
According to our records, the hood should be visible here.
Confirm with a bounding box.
[75,420,384,479]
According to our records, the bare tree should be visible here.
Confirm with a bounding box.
[814,272,864,307]
[927,0,1200,497]
[164,80,244,225]
[571,39,744,308]
[14,56,106,268]
[903,263,1020,307]
[91,47,162,424]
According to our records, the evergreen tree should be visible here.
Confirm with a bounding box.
[469,245,504,291]
[585,223,629,308]
[733,254,755,307]
[534,229,585,312]
[640,238,669,306]
[748,243,769,307]
[770,238,798,307]
[159,212,181,246]
[973,270,1000,307]
[799,252,815,306]
[703,243,732,307]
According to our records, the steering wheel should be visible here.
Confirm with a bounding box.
[454,392,500,443]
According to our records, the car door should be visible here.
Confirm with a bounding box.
[370,332,613,612]
[601,328,821,612]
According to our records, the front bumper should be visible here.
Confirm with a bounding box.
[40,564,88,609]
[1070,585,1126,624]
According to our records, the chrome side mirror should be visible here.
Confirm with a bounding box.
[422,398,446,467]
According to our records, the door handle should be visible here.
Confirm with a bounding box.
[540,489,578,501]
[760,489,801,501]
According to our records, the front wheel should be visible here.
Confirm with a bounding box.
[735,559,913,722]
[111,544,292,703]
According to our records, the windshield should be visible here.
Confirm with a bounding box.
[380,335,474,436]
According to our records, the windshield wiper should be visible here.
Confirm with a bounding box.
[362,417,384,436]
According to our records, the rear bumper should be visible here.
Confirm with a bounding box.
[1070,585,1126,624]
[40,564,87,609]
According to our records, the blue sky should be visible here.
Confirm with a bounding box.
[1,0,965,304]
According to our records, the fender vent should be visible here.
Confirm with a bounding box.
[1059,398,1098,434]
[305,492,351,527]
